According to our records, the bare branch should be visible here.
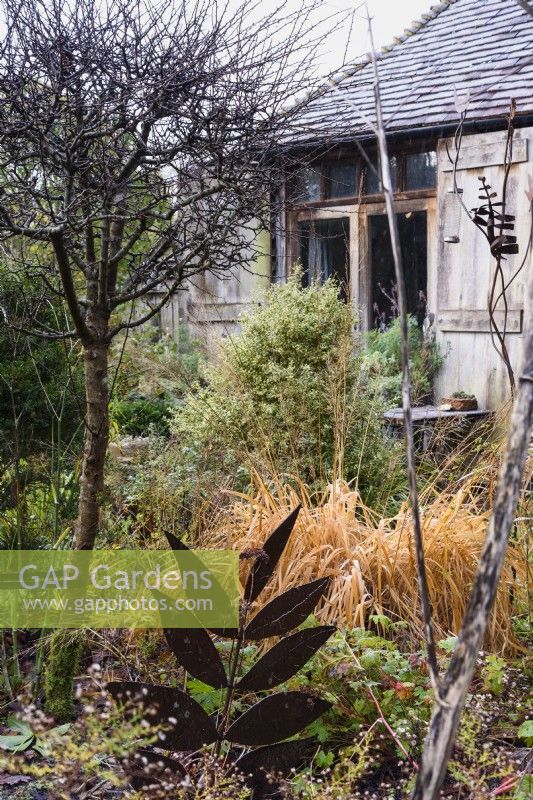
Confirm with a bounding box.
[515,0,533,18]
[412,259,533,798]
[366,7,441,694]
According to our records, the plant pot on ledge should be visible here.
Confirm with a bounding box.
[441,393,478,411]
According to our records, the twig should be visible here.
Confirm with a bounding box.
[365,5,441,698]
[367,686,419,771]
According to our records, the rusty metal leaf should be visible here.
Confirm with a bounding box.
[107,681,217,751]
[225,691,331,746]
[164,532,238,638]
[208,625,239,638]
[235,737,317,777]
[127,748,186,790]
[244,506,301,603]
[164,629,227,688]
[244,577,331,640]
[164,531,189,551]
[496,222,515,231]
[237,626,336,692]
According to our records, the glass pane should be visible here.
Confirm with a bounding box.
[325,163,358,199]
[292,165,321,203]
[298,217,350,299]
[366,156,397,194]
[370,211,427,329]
[405,151,437,189]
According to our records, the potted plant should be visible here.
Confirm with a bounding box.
[441,391,478,411]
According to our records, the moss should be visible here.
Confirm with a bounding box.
[44,631,83,721]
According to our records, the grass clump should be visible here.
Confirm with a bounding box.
[206,475,527,654]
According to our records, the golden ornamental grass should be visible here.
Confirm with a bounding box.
[204,476,528,655]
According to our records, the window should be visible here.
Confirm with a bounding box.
[290,147,436,205]
[298,217,350,299]
[366,156,398,195]
[405,151,437,190]
[369,211,427,328]
[325,163,358,199]
[293,166,321,202]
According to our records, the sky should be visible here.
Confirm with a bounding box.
[277,0,433,75]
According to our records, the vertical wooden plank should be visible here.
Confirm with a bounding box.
[426,196,438,321]
[349,206,361,319]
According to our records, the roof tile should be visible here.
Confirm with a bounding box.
[287,0,533,146]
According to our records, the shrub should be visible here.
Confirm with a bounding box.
[109,328,205,440]
[363,316,442,406]
[111,396,172,437]
[111,327,205,403]
[171,274,406,513]
[0,465,78,549]
[0,268,84,463]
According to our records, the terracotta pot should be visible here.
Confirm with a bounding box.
[442,396,478,411]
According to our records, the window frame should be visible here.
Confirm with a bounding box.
[287,140,438,208]
[287,204,360,308]
[359,195,437,331]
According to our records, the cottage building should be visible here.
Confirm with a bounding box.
[174,0,533,409]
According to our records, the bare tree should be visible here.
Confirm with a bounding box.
[0,0,330,549]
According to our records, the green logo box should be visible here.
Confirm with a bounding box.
[0,550,239,629]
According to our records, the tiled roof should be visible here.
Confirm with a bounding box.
[286,0,533,147]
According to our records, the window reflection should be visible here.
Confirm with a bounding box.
[325,163,358,199]
[366,156,398,194]
[405,151,437,190]
[293,166,321,203]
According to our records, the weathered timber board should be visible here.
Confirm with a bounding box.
[441,139,528,171]
[437,309,523,333]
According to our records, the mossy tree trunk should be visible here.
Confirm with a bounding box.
[44,631,84,722]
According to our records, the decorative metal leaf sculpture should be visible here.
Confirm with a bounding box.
[225,691,332,746]
[243,505,301,602]
[164,531,189,551]
[244,577,331,640]
[472,176,519,257]
[234,737,317,777]
[164,628,227,688]
[237,626,336,692]
[108,508,336,799]
[126,748,186,791]
[164,531,238,638]
[107,682,217,750]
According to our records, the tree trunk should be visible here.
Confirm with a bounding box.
[75,338,109,550]
[412,271,533,800]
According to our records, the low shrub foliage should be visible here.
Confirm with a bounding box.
[170,274,406,514]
